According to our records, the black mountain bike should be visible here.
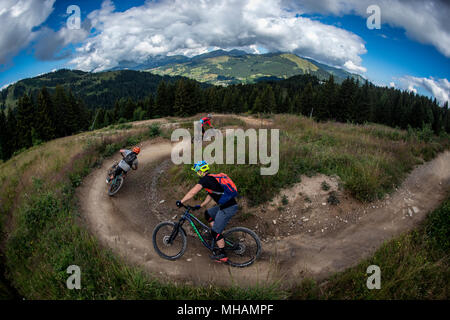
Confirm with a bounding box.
[152,204,261,267]
[107,162,125,196]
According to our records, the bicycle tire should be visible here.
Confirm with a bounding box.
[108,176,124,196]
[152,221,187,260]
[223,227,261,267]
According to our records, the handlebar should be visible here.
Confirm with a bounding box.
[178,203,199,211]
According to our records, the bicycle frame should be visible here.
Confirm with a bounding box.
[172,206,234,252]
[175,208,213,251]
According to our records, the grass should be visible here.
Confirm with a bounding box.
[290,196,450,299]
[172,114,450,205]
[0,118,284,300]
[0,114,449,300]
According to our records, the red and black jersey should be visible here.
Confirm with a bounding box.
[200,117,212,127]
[198,174,237,209]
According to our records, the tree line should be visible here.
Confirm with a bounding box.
[1,74,449,161]
[0,86,91,160]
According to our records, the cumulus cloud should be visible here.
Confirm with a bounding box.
[33,19,91,61]
[389,81,395,88]
[69,0,367,73]
[0,0,55,67]
[291,0,450,57]
[399,76,450,105]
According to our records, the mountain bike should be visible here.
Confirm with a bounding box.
[152,204,261,267]
[106,162,125,196]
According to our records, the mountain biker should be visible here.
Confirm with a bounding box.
[176,160,238,263]
[199,114,214,137]
[107,146,140,183]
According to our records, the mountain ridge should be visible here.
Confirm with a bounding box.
[143,49,365,85]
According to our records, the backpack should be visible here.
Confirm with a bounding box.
[205,173,238,204]
[123,152,137,166]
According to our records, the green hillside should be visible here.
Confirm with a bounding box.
[148,51,364,85]
[0,69,187,110]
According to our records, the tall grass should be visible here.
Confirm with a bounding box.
[0,120,284,300]
[173,114,449,204]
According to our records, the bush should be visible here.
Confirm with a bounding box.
[103,143,120,157]
[148,123,161,138]
[126,136,140,146]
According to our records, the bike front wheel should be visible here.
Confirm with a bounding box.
[223,227,261,267]
[152,221,187,260]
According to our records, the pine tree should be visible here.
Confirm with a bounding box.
[355,80,371,124]
[337,78,356,122]
[174,79,189,117]
[53,85,70,137]
[301,82,314,117]
[262,85,276,113]
[35,87,56,141]
[16,93,34,148]
[156,81,169,116]
[0,109,6,160]
[5,109,18,156]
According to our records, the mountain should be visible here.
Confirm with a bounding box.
[0,69,192,110]
[145,50,365,85]
[0,50,365,110]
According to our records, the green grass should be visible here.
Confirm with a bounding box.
[290,196,450,299]
[1,114,449,300]
[0,121,284,300]
[172,114,450,205]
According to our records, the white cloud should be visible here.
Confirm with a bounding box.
[0,0,55,66]
[69,0,367,73]
[344,60,367,73]
[400,76,450,105]
[407,84,417,94]
[389,81,395,88]
[292,0,450,57]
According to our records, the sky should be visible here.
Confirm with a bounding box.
[0,0,449,105]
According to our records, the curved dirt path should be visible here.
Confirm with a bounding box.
[77,122,450,287]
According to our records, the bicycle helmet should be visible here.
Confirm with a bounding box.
[132,146,141,154]
[191,160,210,175]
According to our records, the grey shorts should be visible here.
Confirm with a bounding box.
[206,204,238,234]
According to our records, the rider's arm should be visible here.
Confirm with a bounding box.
[200,195,212,208]
[180,184,203,204]
[119,149,126,157]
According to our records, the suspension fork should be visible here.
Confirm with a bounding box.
[168,217,186,244]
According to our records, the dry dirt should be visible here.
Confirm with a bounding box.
[76,116,450,288]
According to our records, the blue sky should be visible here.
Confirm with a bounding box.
[1,0,448,104]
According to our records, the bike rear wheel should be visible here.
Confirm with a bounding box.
[223,227,261,267]
[152,221,187,260]
[108,176,124,196]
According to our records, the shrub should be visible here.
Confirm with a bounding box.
[148,123,161,138]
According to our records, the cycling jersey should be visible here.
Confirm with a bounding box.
[200,117,211,127]
[198,174,237,209]
[118,149,138,172]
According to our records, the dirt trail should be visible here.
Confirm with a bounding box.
[77,119,450,287]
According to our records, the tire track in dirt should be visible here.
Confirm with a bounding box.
[77,117,450,287]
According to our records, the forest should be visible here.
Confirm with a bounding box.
[1,74,449,161]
